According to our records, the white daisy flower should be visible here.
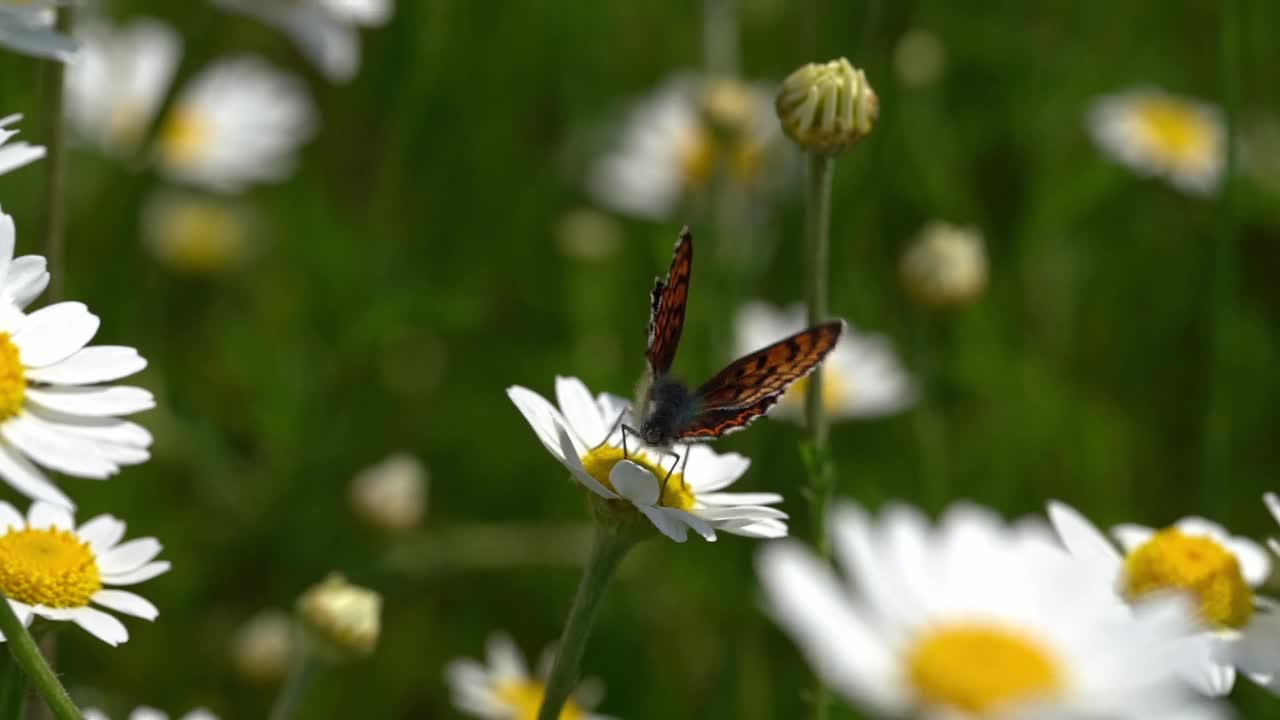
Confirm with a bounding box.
[0,209,153,507]
[507,376,787,543]
[85,708,217,720]
[0,1,76,62]
[141,189,256,275]
[1088,87,1225,195]
[211,0,393,83]
[588,74,784,220]
[734,301,914,423]
[1048,500,1279,696]
[446,632,614,720]
[0,500,169,646]
[156,56,316,193]
[0,114,45,176]
[758,500,1227,719]
[65,18,182,157]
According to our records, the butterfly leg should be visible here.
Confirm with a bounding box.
[658,448,685,501]
[590,411,627,452]
[618,424,638,459]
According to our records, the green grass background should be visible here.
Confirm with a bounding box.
[0,0,1278,717]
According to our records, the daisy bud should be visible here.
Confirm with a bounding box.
[350,453,428,533]
[776,58,878,155]
[231,609,295,684]
[899,221,988,309]
[296,574,382,660]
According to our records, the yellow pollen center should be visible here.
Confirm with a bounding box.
[580,445,695,510]
[677,127,716,189]
[0,527,101,608]
[494,679,586,720]
[1123,528,1253,629]
[0,333,26,420]
[1134,99,1213,164]
[154,202,249,273]
[907,623,1062,714]
[159,104,211,168]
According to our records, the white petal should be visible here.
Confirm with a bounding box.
[0,212,12,281]
[69,606,129,645]
[1047,500,1123,571]
[609,460,658,507]
[11,302,99,368]
[1,413,119,478]
[0,441,72,507]
[97,538,162,574]
[5,256,48,309]
[507,385,572,464]
[1223,537,1271,587]
[698,491,783,507]
[638,505,688,542]
[1265,493,1280,528]
[681,445,750,492]
[0,501,22,532]
[27,501,73,530]
[485,632,528,681]
[555,376,606,446]
[696,505,787,522]
[101,561,170,586]
[24,346,147,385]
[77,514,126,554]
[91,589,157,620]
[724,518,788,538]
[1112,523,1156,552]
[25,385,155,417]
[555,421,614,499]
[670,508,716,541]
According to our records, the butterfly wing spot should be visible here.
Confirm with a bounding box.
[645,227,693,377]
[677,395,781,439]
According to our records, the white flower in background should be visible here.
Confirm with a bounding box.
[156,56,316,193]
[85,709,217,720]
[893,29,946,88]
[212,0,393,83]
[349,452,427,532]
[65,18,181,156]
[0,210,153,507]
[900,221,988,309]
[0,114,44,176]
[734,301,914,422]
[1088,87,1225,195]
[588,74,784,220]
[758,500,1227,719]
[296,573,381,659]
[141,190,255,275]
[447,632,614,720]
[508,376,787,543]
[0,1,76,62]
[1049,500,1280,696]
[230,608,295,685]
[0,500,169,646]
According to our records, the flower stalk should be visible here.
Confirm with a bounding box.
[0,601,81,720]
[267,639,322,720]
[41,5,72,302]
[538,498,641,720]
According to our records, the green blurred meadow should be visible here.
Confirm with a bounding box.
[0,0,1279,717]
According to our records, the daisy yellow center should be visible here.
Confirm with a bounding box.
[1122,528,1253,629]
[1133,98,1214,164]
[0,333,27,421]
[907,623,1062,713]
[159,104,210,168]
[0,527,101,608]
[783,372,847,414]
[106,104,146,150]
[677,126,716,189]
[493,679,586,720]
[580,446,694,510]
[156,202,248,273]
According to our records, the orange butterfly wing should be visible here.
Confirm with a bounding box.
[693,320,845,411]
[646,227,693,377]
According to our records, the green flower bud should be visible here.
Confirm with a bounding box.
[296,573,382,660]
[776,58,878,154]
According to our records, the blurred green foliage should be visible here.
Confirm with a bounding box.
[0,0,1277,717]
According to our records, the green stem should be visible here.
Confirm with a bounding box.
[0,647,28,720]
[702,0,738,77]
[912,313,948,507]
[41,6,72,302]
[803,151,835,720]
[538,518,636,720]
[0,603,80,720]
[267,639,321,720]
[1199,0,1239,511]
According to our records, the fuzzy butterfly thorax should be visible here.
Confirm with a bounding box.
[639,378,699,446]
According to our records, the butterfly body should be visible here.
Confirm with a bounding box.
[623,227,845,458]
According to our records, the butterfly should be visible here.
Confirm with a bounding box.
[610,226,845,479]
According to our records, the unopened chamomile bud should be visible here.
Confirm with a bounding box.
[899,222,988,309]
[296,573,382,660]
[350,452,428,532]
[776,58,878,154]
[231,609,295,684]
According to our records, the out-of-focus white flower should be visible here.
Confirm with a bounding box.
[141,190,255,275]
[156,56,315,193]
[588,73,785,220]
[349,452,427,532]
[759,500,1227,719]
[446,632,613,720]
[0,500,170,646]
[212,0,393,83]
[1049,500,1279,696]
[66,18,181,157]
[1088,87,1225,195]
[734,301,914,422]
[508,376,787,543]
[296,573,381,659]
[900,221,988,309]
[0,114,44,176]
[0,1,76,62]
[893,29,946,87]
[0,209,153,507]
[230,608,295,684]
[85,708,217,720]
